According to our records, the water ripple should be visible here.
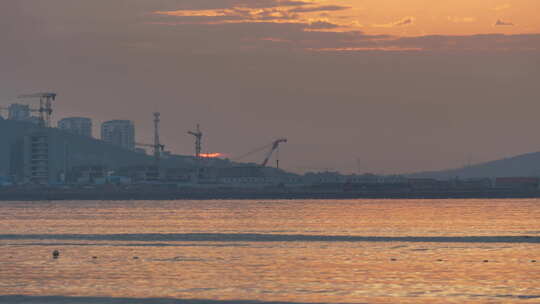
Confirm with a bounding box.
[0,296,351,304]
[0,233,538,243]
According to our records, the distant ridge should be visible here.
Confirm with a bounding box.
[408,151,540,179]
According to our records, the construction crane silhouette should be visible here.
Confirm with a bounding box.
[262,138,287,168]
[17,92,57,128]
[234,138,288,168]
[136,112,164,166]
[153,112,163,163]
[188,124,202,160]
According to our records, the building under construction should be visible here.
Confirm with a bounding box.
[0,120,292,185]
[0,92,295,186]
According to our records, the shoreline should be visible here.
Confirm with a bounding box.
[2,189,540,201]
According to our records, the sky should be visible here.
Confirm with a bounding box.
[1,0,539,174]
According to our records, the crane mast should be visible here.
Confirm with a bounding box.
[188,124,203,160]
[261,138,287,168]
[153,112,162,163]
[17,92,56,128]
[135,112,164,167]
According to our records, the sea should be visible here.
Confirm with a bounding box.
[0,199,539,304]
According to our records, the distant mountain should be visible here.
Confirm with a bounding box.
[408,151,540,179]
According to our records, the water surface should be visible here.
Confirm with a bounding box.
[1,199,539,303]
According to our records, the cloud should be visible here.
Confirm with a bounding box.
[493,4,511,11]
[289,5,351,13]
[305,20,340,30]
[4,0,538,56]
[3,0,540,175]
[373,17,415,28]
[394,17,415,26]
[155,7,299,23]
[142,18,540,53]
[155,3,354,27]
[300,32,540,53]
[383,34,540,52]
[495,19,514,26]
[447,16,476,23]
[158,0,311,11]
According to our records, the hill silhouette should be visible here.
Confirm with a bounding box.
[409,151,540,179]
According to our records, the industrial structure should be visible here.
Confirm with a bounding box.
[262,138,287,168]
[3,89,540,198]
[234,138,288,169]
[153,112,164,164]
[135,113,164,164]
[0,90,298,187]
[188,124,203,160]
[101,120,135,151]
[18,92,57,128]
[134,113,165,181]
[58,117,92,138]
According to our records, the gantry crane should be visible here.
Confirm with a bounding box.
[17,92,57,128]
[188,124,203,160]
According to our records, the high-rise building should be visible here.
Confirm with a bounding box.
[101,120,135,151]
[8,104,31,121]
[24,131,50,184]
[58,117,92,138]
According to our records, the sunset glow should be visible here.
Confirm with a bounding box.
[2,0,540,176]
[201,153,224,158]
[154,0,540,36]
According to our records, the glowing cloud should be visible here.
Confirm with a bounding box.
[448,16,476,23]
[306,20,339,30]
[493,4,511,11]
[289,5,351,13]
[155,7,297,21]
[150,0,540,45]
[373,17,415,28]
[495,19,514,26]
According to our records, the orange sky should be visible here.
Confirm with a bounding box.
[2,0,540,173]
[338,0,539,35]
[156,0,540,36]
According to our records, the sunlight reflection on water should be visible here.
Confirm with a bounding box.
[0,199,539,303]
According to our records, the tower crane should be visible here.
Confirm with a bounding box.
[261,138,287,168]
[135,112,164,166]
[188,124,202,160]
[17,92,57,128]
[234,138,288,169]
[136,142,165,160]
